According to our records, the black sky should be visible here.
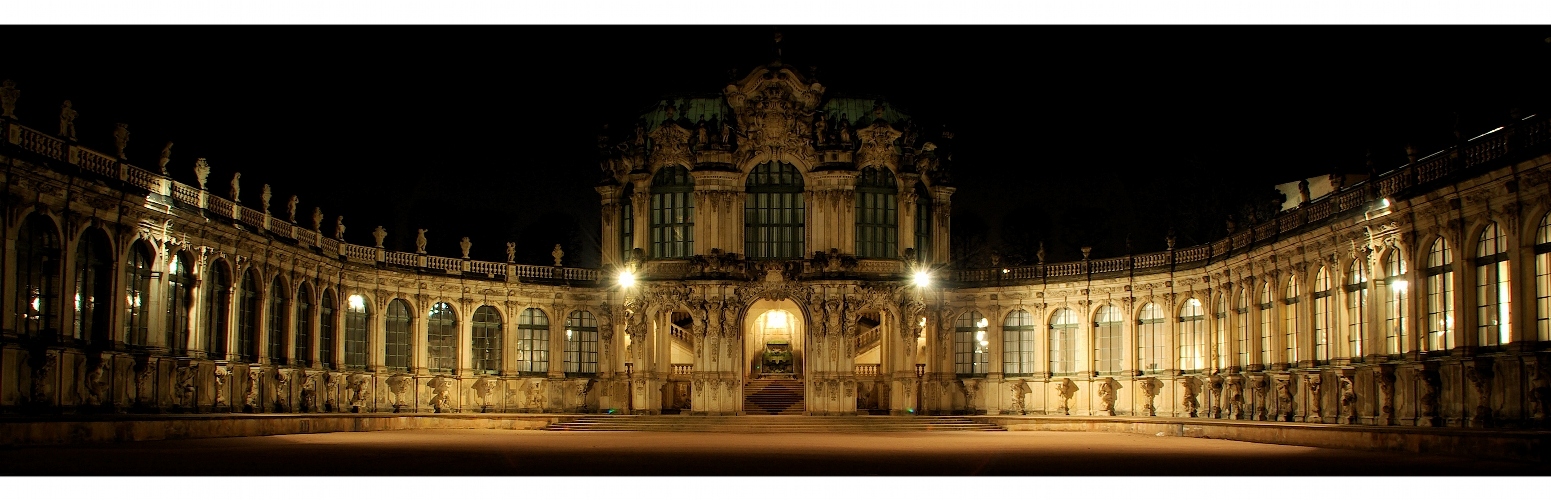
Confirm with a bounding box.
[6,26,1551,268]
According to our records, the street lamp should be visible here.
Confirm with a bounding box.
[617,269,636,288]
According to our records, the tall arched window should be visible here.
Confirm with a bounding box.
[1346,259,1368,360]
[564,310,599,375]
[1137,303,1165,374]
[472,305,502,375]
[1235,288,1249,368]
[73,228,113,347]
[204,261,231,358]
[1179,299,1205,373]
[1095,306,1124,374]
[295,284,312,366]
[1049,308,1079,376]
[1477,222,1511,347]
[620,183,634,261]
[123,242,153,346]
[344,294,370,370]
[385,299,412,372]
[1539,214,1551,342]
[914,182,932,262]
[319,290,337,369]
[1259,282,1273,368]
[165,251,193,354]
[1285,275,1300,364]
[855,166,898,258]
[1313,266,1333,363]
[1384,245,1407,356]
[267,276,289,364]
[1424,237,1455,351]
[1002,309,1037,376]
[427,302,457,373]
[517,308,550,374]
[650,165,694,258]
[15,213,62,337]
[237,270,261,362]
[1213,294,1228,370]
[953,311,989,376]
[745,161,805,259]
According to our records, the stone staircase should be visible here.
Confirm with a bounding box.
[744,378,804,415]
[543,415,1006,432]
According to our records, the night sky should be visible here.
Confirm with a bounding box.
[6,26,1551,269]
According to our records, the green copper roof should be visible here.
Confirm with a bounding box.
[641,96,732,131]
[820,97,911,127]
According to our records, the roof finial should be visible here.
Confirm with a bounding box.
[773,29,783,60]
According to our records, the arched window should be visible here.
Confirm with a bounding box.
[1095,306,1124,374]
[1538,213,1551,342]
[319,290,337,369]
[15,213,62,337]
[1285,275,1301,364]
[267,276,289,364]
[472,306,502,375]
[620,183,634,261]
[295,284,313,366]
[1477,222,1511,347]
[1259,282,1273,368]
[517,308,550,374]
[745,161,805,259]
[123,242,153,346]
[1235,288,1249,368]
[1313,266,1333,363]
[953,311,989,376]
[428,302,458,373]
[165,251,193,355]
[344,294,371,370]
[650,165,694,258]
[385,299,412,372]
[1137,303,1165,374]
[1213,294,1228,370]
[855,166,898,258]
[1179,298,1205,373]
[1048,308,1079,376]
[73,228,113,346]
[914,182,932,263]
[1384,245,1408,356]
[203,261,231,358]
[1424,237,1455,351]
[1002,309,1037,376]
[237,270,261,362]
[1346,259,1368,359]
[564,310,599,375]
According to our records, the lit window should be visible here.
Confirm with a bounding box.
[1179,299,1205,372]
[1048,308,1079,375]
[472,306,503,375]
[564,310,599,375]
[1138,303,1165,374]
[1476,223,1511,347]
[343,295,371,370]
[954,311,988,376]
[517,308,550,374]
[1384,246,1407,356]
[1094,306,1124,374]
[650,166,694,258]
[1347,259,1368,360]
[427,302,457,373]
[1003,309,1037,375]
[745,162,805,259]
[1425,238,1455,351]
[856,166,898,258]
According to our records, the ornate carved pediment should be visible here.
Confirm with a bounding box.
[648,121,693,170]
[725,66,824,166]
[854,121,902,170]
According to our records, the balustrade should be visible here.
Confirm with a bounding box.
[344,243,375,262]
[385,251,416,267]
[854,364,879,376]
[12,124,66,161]
[76,147,116,178]
[470,260,505,276]
[426,255,460,271]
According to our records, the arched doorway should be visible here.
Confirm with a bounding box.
[742,298,806,414]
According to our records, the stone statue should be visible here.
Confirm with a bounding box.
[113,123,130,160]
[158,141,173,174]
[214,365,228,406]
[719,119,732,145]
[552,244,564,266]
[1036,242,1046,264]
[633,121,646,148]
[414,229,427,253]
[346,374,369,412]
[273,369,290,412]
[243,369,259,411]
[428,376,453,413]
[260,184,272,214]
[1180,377,1201,418]
[1306,374,1324,422]
[1298,179,1311,204]
[229,172,241,202]
[375,226,389,249]
[1055,378,1079,415]
[1225,214,1236,234]
[695,115,709,147]
[334,216,346,240]
[1098,377,1121,416]
[1275,376,1295,422]
[386,374,410,409]
[312,207,323,231]
[505,242,515,263]
[459,237,471,259]
[193,157,211,190]
[838,113,853,145]
[814,112,829,146]
[1139,377,1163,417]
[286,195,298,223]
[58,100,77,140]
[0,80,18,119]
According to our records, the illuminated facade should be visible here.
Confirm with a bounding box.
[3,63,1551,429]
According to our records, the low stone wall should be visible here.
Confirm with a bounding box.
[973,415,1551,463]
[0,413,574,447]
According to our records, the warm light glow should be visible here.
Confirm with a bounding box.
[566,329,573,341]
[1380,198,1391,208]
[618,270,636,288]
[918,317,926,328]
[766,310,788,328]
[1392,279,1408,292]
[976,318,988,329]
[913,271,931,287]
[348,294,365,310]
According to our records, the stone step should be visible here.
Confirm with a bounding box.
[544,416,1007,432]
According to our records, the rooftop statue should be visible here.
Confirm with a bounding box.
[552,244,564,267]
[229,172,241,202]
[415,229,427,253]
[377,226,390,249]
[0,79,17,119]
[459,237,471,259]
[334,216,345,239]
[113,123,130,160]
[312,207,323,231]
[58,100,77,140]
[260,184,272,214]
[505,242,516,263]
[193,158,211,190]
[158,141,173,174]
[286,195,299,223]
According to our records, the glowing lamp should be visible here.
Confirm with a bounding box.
[1391,280,1408,292]
[618,270,636,288]
[913,271,931,288]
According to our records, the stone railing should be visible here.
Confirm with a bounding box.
[668,323,693,348]
[426,255,460,272]
[75,146,117,178]
[854,364,879,376]
[855,259,904,275]
[854,326,881,353]
[344,244,376,263]
[672,364,693,375]
[469,260,505,276]
[11,123,66,161]
[952,112,1551,285]
[385,251,417,267]
[171,181,200,206]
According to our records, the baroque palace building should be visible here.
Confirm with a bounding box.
[3,62,1551,429]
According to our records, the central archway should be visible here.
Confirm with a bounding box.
[742,298,807,415]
